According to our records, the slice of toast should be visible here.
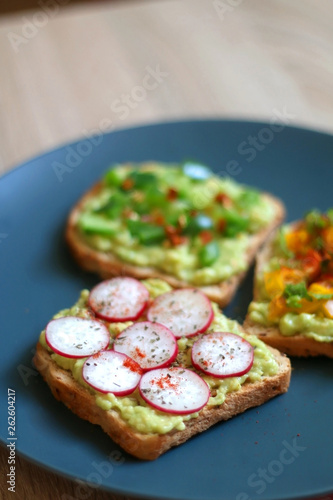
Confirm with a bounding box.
[33,283,291,462]
[65,180,285,307]
[33,343,290,460]
[243,228,333,358]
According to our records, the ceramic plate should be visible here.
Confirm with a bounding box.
[1,120,333,500]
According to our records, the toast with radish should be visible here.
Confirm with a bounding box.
[34,277,291,460]
[244,209,333,357]
[65,162,285,307]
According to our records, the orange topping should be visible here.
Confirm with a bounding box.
[153,213,165,226]
[215,193,232,208]
[134,346,146,359]
[264,267,304,298]
[199,230,214,245]
[322,300,333,319]
[123,357,142,374]
[122,178,134,190]
[268,296,288,321]
[285,228,311,254]
[165,225,188,246]
[322,226,333,253]
[167,187,178,201]
[299,249,322,282]
[217,219,226,233]
[152,374,179,390]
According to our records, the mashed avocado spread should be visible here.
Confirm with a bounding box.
[76,162,276,286]
[39,279,278,435]
[248,210,333,342]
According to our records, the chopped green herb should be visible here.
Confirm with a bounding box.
[78,213,117,236]
[127,219,165,245]
[283,282,312,308]
[220,210,249,237]
[305,209,327,233]
[198,241,219,267]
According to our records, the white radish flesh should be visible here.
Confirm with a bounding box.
[147,288,213,338]
[89,277,149,322]
[191,332,254,378]
[82,350,142,396]
[45,316,110,358]
[139,367,210,414]
[113,321,178,371]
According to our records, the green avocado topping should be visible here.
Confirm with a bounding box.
[77,162,276,285]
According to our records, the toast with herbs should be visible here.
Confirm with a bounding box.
[65,162,285,307]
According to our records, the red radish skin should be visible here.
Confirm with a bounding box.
[113,321,178,371]
[45,316,110,359]
[147,288,214,338]
[191,332,254,378]
[89,277,149,322]
[139,367,210,415]
[82,350,142,396]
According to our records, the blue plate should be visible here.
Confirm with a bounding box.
[1,120,333,500]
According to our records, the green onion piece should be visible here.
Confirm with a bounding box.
[305,209,327,232]
[142,187,168,211]
[128,171,158,188]
[283,282,312,308]
[104,167,124,187]
[221,211,249,237]
[78,213,117,236]
[94,193,127,218]
[127,219,165,245]
[185,215,214,235]
[199,241,220,267]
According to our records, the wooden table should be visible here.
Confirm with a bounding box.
[1,1,333,498]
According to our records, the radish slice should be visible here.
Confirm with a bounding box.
[191,332,254,378]
[139,367,210,414]
[147,288,213,338]
[82,350,142,396]
[88,277,149,322]
[45,316,110,358]
[113,321,178,371]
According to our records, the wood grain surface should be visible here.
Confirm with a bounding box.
[1,1,333,499]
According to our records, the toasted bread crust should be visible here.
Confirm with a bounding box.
[33,342,291,460]
[65,181,285,307]
[243,227,333,358]
[242,320,333,358]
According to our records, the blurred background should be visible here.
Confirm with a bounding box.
[0,1,333,499]
[0,0,333,175]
